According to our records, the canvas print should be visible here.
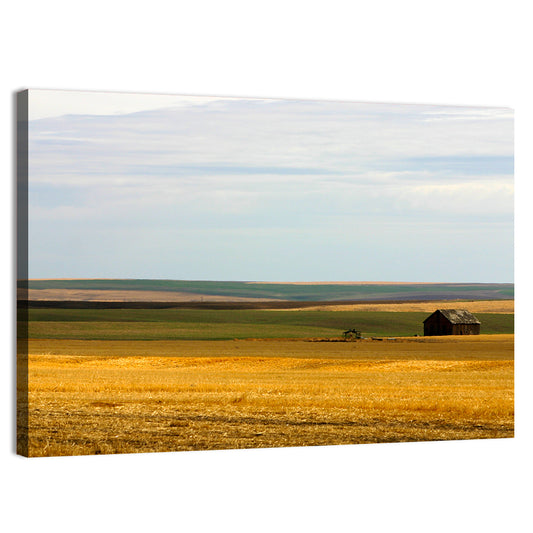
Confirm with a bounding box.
[17,90,514,457]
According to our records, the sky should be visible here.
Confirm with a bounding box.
[26,89,514,282]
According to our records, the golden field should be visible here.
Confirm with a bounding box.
[19,335,514,457]
[287,299,514,313]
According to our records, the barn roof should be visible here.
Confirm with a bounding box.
[424,309,481,324]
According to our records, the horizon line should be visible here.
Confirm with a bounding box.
[22,278,514,285]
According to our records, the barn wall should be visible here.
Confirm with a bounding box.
[451,323,480,335]
[424,313,453,336]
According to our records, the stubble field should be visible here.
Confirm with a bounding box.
[20,335,514,457]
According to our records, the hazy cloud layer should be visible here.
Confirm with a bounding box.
[28,92,513,281]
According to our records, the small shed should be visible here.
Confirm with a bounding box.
[423,309,481,336]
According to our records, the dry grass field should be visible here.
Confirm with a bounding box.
[288,300,514,313]
[19,335,514,457]
[20,288,279,302]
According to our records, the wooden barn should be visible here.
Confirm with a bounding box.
[423,309,481,336]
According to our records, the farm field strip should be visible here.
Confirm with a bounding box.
[285,300,514,313]
[20,288,281,303]
[21,309,514,340]
[24,335,514,360]
[23,320,342,341]
[19,279,514,302]
[21,336,514,457]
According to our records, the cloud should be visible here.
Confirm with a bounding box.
[28,98,514,175]
[27,92,514,281]
[390,180,514,217]
[421,107,513,122]
[28,89,237,120]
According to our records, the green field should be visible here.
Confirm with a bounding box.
[21,308,514,340]
[19,279,514,301]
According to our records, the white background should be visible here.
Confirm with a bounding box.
[2,1,531,531]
